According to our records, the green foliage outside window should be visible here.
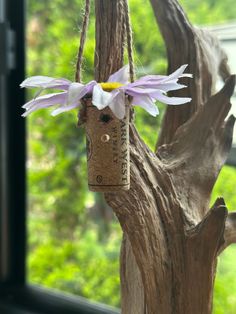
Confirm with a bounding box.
[26,0,236,312]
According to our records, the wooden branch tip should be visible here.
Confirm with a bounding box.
[221,115,236,145]
[189,199,227,243]
[213,197,226,208]
[220,211,236,253]
[221,75,236,98]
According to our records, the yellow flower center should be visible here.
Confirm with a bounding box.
[100,82,123,92]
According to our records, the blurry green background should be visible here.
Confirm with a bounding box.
[26,0,236,312]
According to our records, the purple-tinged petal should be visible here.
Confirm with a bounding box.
[132,95,159,116]
[128,75,166,86]
[108,91,126,119]
[125,86,191,106]
[162,64,193,82]
[125,87,158,96]
[67,82,85,105]
[107,65,129,84]
[82,80,97,96]
[163,64,188,82]
[20,76,71,90]
[152,91,192,105]
[51,102,81,116]
[155,83,187,91]
[146,83,187,92]
[127,80,187,92]
[22,92,67,116]
[65,81,97,107]
[130,64,192,86]
[22,92,67,110]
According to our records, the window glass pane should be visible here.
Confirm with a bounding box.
[26,0,121,307]
[26,0,236,312]
[209,25,236,144]
[212,166,236,312]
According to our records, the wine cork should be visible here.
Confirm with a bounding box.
[85,98,130,192]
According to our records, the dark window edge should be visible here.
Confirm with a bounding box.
[227,145,236,166]
[0,302,40,314]
[0,284,120,314]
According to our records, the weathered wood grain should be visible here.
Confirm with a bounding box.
[92,0,236,313]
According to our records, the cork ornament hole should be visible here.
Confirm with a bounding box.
[100,113,112,123]
[101,134,110,143]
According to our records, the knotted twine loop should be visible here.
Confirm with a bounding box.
[75,0,135,83]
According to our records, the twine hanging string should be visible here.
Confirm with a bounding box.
[118,0,126,70]
[75,0,91,82]
[122,0,135,83]
[75,0,135,83]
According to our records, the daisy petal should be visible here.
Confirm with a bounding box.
[125,87,158,96]
[20,76,71,90]
[51,102,81,116]
[153,91,192,105]
[132,75,166,84]
[132,95,159,116]
[164,64,188,82]
[154,83,187,92]
[22,92,67,116]
[67,82,85,105]
[129,81,187,92]
[108,65,129,84]
[108,91,126,119]
[82,80,97,96]
[92,84,113,110]
[135,65,192,85]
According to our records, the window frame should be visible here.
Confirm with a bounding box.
[0,0,119,313]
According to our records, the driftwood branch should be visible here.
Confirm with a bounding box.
[105,77,235,313]
[149,0,232,146]
[158,76,235,222]
[187,198,227,255]
[93,0,235,313]
[220,211,236,252]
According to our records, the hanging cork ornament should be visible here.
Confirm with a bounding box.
[83,98,130,192]
[19,0,194,195]
[75,0,134,192]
